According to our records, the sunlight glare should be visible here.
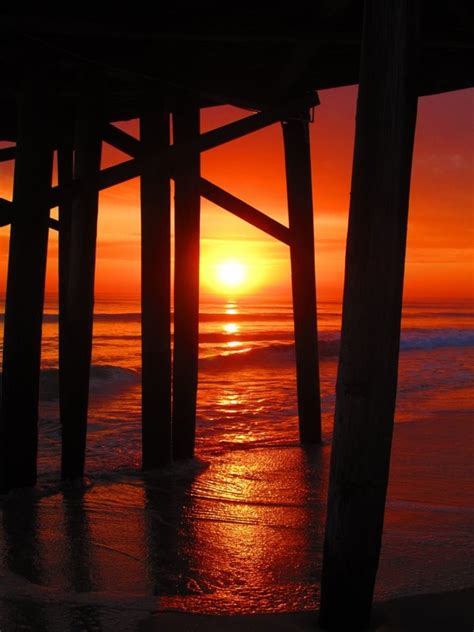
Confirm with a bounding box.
[223,323,239,335]
[216,260,247,288]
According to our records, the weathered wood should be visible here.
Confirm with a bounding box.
[0,80,55,492]
[282,116,322,444]
[200,178,291,245]
[319,1,419,629]
[57,123,74,456]
[172,101,201,460]
[140,109,172,468]
[60,95,102,481]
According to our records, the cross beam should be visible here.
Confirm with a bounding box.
[0,198,59,231]
[7,98,307,241]
[102,92,318,160]
[0,146,15,162]
[199,178,291,245]
[50,99,310,242]
[94,93,319,190]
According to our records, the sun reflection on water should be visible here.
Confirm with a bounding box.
[217,390,242,415]
[223,322,239,335]
[226,341,242,349]
[225,300,238,316]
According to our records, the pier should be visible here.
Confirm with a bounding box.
[0,2,471,629]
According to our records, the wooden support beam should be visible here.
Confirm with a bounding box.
[57,122,74,462]
[319,1,419,629]
[140,109,172,469]
[60,93,318,199]
[0,80,54,492]
[199,178,291,245]
[275,43,316,98]
[99,125,290,245]
[0,198,59,231]
[282,117,322,444]
[178,93,318,158]
[0,198,13,226]
[60,95,102,481]
[103,123,141,157]
[0,146,15,162]
[50,93,318,212]
[51,170,290,245]
[172,101,201,460]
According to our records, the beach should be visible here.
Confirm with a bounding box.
[0,297,472,630]
[0,414,472,630]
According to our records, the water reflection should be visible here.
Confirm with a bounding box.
[4,434,464,619]
[217,390,242,414]
[225,300,238,316]
[223,323,239,335]
[0,489,105,631]
[0,446,328,621]
[226,340,242,349]
[222,300,244,353]
[175,447,327,612]
[0,494,49,630]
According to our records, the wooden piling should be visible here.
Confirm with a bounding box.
[319,1,419,629]
[57,122,74,437]
[0,80,55,492]
[282,116,322,444]
[60,96,102,481]
[140,109,172,468]
[172,101,201,460]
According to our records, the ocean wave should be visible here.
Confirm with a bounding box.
[37,365,140,400]
[0,331,470,400]
[400,329,474,350]
[200,340,339,369]
[201,329,473,369]
[402,310,474,319]
[27,312,294,324]
[93,331,295,343]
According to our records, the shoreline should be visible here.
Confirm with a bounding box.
[0,588,471,631]
[0,416,472,630]
[142,588,474,630]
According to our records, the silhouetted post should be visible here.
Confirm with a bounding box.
[172,100,201,460]
[0,79,55,492]
[60,92,102,481]
[140,109,172,468]
[57,121,74,433]
[282,115,322,444]
[319,1,419,629]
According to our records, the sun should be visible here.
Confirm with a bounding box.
[216,260,247,288]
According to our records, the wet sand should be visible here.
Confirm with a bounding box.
[0,416,472,631]
[140,588,474,630]
[0,588,472,631]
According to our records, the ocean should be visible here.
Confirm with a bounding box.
[30,296,474,472]
[0,296,472,629]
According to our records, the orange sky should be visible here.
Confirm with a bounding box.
[0,86,472,302]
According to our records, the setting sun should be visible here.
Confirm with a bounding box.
[216,260,247,288]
